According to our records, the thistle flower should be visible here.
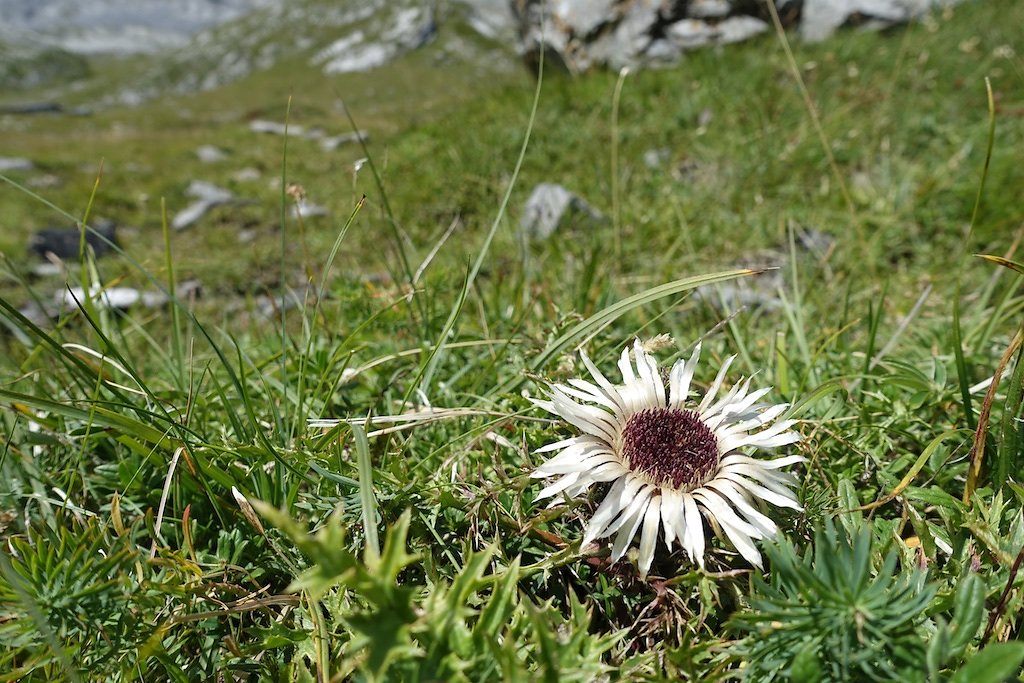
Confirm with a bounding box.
[531,339,804,577]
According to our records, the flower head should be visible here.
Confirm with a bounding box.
[531,339,803,577]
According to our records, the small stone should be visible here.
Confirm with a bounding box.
[0,157,34,172]
[185,180,234,203]
[291,201,329,219]
[58,286,141,310]
[27,174,61,189]
[250,119,304,136]
[172,181,238,231]
[667,19,718,50]
[643,148,670,169]
[232,167,261,182]
[801,0,919,42]
[238,228,259,244]
[31,262,64,277]
[319,131,368,151]
[30,221,118,260]
[196,144,228,163]
[520,183,603,241]
[687,0,732,19]
[717,16,769,44]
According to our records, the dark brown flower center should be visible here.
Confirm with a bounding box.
[620,408,720,490]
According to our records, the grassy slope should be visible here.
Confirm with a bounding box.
[1,0,1024,679]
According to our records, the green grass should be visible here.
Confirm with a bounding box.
[2,0,1024,679]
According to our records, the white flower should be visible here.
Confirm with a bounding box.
[531,339,804,577]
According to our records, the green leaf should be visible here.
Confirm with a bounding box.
[474,557,521,646]
[492,269,757,396]
[369,509,418,586]
[347,610,420,682]
[950,643,1024,683]
[352,422,380,562]
[949,573,986,657]
[790,639,823,683]
[526,599,560,683]
[927,618,951,677]
[975,254,1024,274]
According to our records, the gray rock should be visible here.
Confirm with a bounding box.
[666,14,766,49]
[232,167,261,182]
[667,19,719,50]
[58,286,143,310]
[315,6,436,74]
[520,183,602,241]
[642,148,670,169]
[587,1,659,69]
[27,173,62,188]
[249,119,302,136]
[185,179,235,203]
[687,0,732,19]
[514,0,964,70]
[249,119,365,150]
[31,262,65,277]
[794,226,836,256]
[0,0,277,55]
[717,16,770,44]
[291,201,329,219]
[0,157,34,172]
[457,0,518,40]
[319,131,368,151]
[56,279,200,312]
[196,144,228,162]
[29,221,118,260]
[171,180,239,231]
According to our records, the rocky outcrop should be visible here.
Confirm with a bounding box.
[511,0,962,74]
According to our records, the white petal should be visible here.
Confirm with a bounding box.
[720,461,801,488]
[702,377,745,422]
[603,483,654,541]
[681,492,706,567]
[720,463,800,494]
[580,350,628,415]
[534,471,581,501]
[618,344,637,386]
[693,488,761,539]
[720,453,806,470]
[549,389,619,442]
[697,354,736,413]
[533,450,619,476]
[704,384,771,430]
[559,463,628,501]
[669,342,701,409]
[633,339,666,408]
[694,489,763,567]
[532,440,610,473]
[560,381,620,414]
[660,487,683,549]
[611,496,649,562]
[530,398,556,414]
[638,495,662,578]
[719,471,802,510]
[706,479,778,538]
[584,460,629,481]
[535,435,589,454]
[727,385,772,416]
[582,476,636,545]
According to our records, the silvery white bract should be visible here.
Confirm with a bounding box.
[531,339,804,578]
